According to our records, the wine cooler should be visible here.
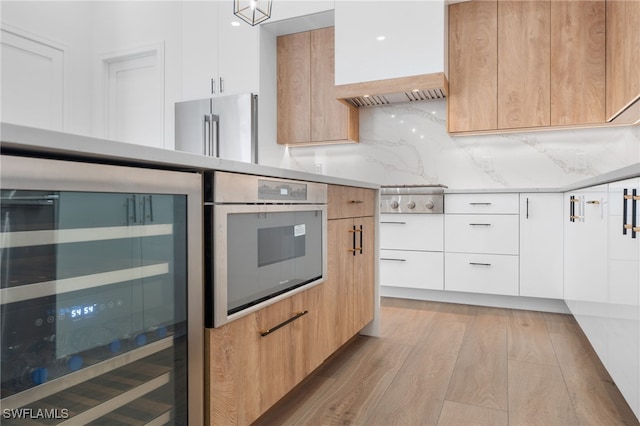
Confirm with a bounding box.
[0,156,203,425]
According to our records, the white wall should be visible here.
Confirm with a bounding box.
[1,1,182,148]
[259,100,640,189]
[1,1,94,136]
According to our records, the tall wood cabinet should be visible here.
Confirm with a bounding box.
[448,0,607,134]
[277,27,359,146]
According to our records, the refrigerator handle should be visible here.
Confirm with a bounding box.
[203,115,211,156]
[211,114,220,158]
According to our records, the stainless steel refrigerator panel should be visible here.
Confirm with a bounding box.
[210,93,257,164]
[175,98,212,156]
[174,94,257,164]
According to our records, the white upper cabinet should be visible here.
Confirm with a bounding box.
[182,0,259,101]
[334,0,445,85]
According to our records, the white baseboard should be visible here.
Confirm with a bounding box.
[380,286,570,314]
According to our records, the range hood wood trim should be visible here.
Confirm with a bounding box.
[334,72,448,100]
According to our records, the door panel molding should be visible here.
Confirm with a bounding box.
[0,23,69,131]
[95,42,165,148]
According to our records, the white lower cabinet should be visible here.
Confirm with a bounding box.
[445,214,519,255]
[606,178,640,419]
[564,185,608,304]
[444,252,519,296]
[379,213,444,290]
[380,250,443,290]
[564,179,640,421]
[519,193,564,299]
[444,193,519,297]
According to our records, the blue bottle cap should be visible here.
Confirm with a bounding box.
[135,334,147,346]
[31,367,48,385]
[68,355,83,372]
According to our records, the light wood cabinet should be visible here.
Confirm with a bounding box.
[447,0,497,133]
[327,184,376,219]
[498,0,550,129]
[277,27,359,146]
[206,291,314,425]
[448,0,608,134]
[328,216,375,345]
[551,0,606,125]
[606,0,640,122]
[327,185,376,344]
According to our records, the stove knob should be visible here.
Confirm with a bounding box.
[407,201,416,209]
[425,200,435,210]
[390,201,399,209]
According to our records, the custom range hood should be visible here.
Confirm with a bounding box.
[335,72,448,108]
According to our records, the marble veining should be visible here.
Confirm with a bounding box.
[258,99,640,189]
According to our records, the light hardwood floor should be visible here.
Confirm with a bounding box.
[253,298,639,426]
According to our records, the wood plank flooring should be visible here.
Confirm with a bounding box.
[253,298,639,426]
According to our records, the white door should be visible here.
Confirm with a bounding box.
[0,27,65,130]
[100,45,164,148]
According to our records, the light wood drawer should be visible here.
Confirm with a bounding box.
[380,214,443,251]
[328,185,375,219]
[444,252,519,296]
[380,250,443,290]
[445,193,519,214]
[445,214,519,255]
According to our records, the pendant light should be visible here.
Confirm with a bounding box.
[234,0,272,26]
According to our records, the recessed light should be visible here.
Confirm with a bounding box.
[412,89,420,92]
[363,94,370,98]
[376,35,386,41]
[412,128,416,133]
[231,21,241,27]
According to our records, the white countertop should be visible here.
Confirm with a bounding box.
[445,163,640,194]
[0,123,379,190]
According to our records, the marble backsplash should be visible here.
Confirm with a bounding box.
[258,99,640,189]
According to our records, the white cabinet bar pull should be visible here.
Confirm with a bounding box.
[380,221,406,224]
[380,258,407,262]
[469,202,491,205]
[469,262,491,266]
[469,223,491,226]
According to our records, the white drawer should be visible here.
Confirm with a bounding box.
[445,253,519,296]
[380,214,443,251]
[445,214,519,255]
[445,193,519,214]
[380,250,443,290]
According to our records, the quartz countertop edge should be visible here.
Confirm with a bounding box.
[445,163,640,194]
[0,123,378,190]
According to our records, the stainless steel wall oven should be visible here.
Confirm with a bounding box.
[0,156,203,425]
[205,172,327,328]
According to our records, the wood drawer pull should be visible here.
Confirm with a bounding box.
[348,248,362,252]
[260,310,308,337]
[349,200,364,204]
[570,215,583,220]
